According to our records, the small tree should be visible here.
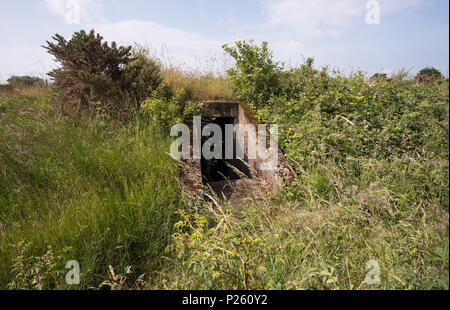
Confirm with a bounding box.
[44,29,161,117]
[415,67,443,82]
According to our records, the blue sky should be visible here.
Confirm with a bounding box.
[0,0,448,82]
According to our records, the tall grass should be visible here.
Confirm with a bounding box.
[0,88,183,288]
[147,44,234,101]
[161,67,234,101]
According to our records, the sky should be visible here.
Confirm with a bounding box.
[0,0,448,82]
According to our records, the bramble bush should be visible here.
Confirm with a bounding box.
[224,40,448,162]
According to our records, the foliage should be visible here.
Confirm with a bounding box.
[44,30,161,118]
[7,76,45,87]
[7,241,69,290]
[123,47,163,108]
[222,40,283,110]
[141,86,202,131]
[0,90,183,288]
[160,207,342,290]
[416,67,444,81]
[1,39,448,290]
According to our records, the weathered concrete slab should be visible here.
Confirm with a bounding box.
[181,101,297,203]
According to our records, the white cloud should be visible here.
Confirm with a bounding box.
[0,45,54,83]
[264,0,424,36]
[0,16,225,82]
[43,0,105,24]
[272,40,305,60]
[92,20,224,70]
[39,0,227,71]
[94,20,219,52]
[0,18,225,82]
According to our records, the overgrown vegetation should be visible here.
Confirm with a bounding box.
[0,34,448,290]
[0,88,183,288]
[416,67,444,82]
[7,76,45,88]
[44,30,162,118]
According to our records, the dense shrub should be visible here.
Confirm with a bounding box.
[417,67,444,79]
[123,48,163,108]
[7,76,45,87]
[141,86,202,132]
[44,30,162,118]
[224,41,448,162]
[222,40,283,110]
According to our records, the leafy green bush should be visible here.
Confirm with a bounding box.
[7,241,69,290]
[223,41,448,163]
[223,40,283,110]
[141,86,202,132]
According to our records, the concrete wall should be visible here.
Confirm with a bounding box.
[181,101,296,197]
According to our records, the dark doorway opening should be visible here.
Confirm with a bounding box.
[201,117,252,183]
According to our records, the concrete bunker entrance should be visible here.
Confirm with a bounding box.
[182,101,297,203]
[200,116,251,184]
